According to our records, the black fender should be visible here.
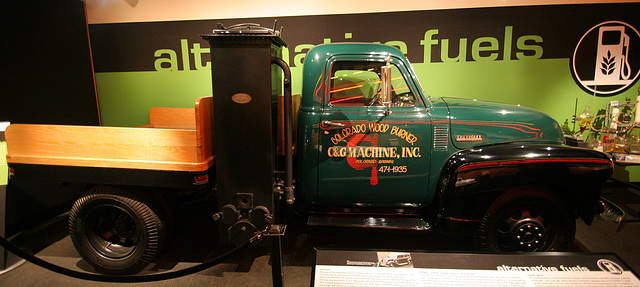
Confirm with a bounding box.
[435,142,613,234]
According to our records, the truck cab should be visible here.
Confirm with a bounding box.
[297,43,433,209]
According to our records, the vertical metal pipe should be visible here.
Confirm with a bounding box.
[271,57,294,205]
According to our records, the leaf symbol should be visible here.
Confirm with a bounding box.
[599,50,617,75]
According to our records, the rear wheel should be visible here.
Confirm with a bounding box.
[68,186,166,274]
[474,186,575,252]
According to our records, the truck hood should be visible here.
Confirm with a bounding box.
[441,97,565,150]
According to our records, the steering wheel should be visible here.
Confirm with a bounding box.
[392,92,415,106]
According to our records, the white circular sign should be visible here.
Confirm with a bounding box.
[572,21,640,96]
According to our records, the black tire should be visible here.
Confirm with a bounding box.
[151,192,176,241]
[474,186,576,252]
[134,189,176,242]
[68,186,166,274]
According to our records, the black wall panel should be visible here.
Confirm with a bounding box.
[1,0,99,125]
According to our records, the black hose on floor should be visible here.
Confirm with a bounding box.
[0,233,260,283]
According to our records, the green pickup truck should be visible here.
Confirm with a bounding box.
[4,32,618,274]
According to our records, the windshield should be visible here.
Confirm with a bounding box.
[405,58,431,104]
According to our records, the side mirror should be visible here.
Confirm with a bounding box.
[380,58,392,115]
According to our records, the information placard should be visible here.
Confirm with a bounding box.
[313,249,640,287]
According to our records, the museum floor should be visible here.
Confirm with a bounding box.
[0,186,638,287]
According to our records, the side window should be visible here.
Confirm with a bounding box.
[329,61,415,107]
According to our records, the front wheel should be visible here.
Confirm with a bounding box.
[474,186,576,252]
[68,186,166,274]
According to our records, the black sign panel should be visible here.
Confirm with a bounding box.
[89,3,640,75]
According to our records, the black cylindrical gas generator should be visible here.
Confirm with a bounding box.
[202,23,290,246]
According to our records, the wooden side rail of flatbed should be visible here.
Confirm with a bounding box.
[146,107,196,129]
[5,97,214,172]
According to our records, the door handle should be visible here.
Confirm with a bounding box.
[320,121,346,130]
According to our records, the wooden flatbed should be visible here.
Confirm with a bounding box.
[5,97,214,173]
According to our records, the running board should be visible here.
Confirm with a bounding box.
[307,215,431,231]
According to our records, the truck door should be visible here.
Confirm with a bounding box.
[318,56,432,206]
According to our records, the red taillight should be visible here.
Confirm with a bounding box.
[193,174,208,185]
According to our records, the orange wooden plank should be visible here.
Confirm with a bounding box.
[5,97,215,172]
[149,107,196,129]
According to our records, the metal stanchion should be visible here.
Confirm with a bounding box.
[267,224,286,287]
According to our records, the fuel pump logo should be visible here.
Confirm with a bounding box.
[597,259,624,275]
[572,21,640,96]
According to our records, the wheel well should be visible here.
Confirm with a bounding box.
[476,184,577,223]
